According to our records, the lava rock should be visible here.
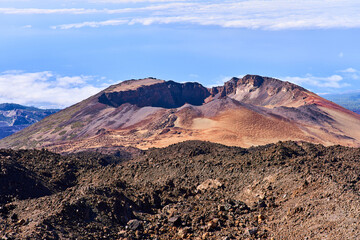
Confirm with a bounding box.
[168,215,182,226]
[246,227,258,236]
[127,219,142,230]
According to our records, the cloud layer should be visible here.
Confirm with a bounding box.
[1,0,360,30]
[283,74,349,89]
[282,68,360,89]
[0,71,108,108]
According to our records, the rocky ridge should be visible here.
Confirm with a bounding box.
[0,75,360,153]
[99,80,210,108]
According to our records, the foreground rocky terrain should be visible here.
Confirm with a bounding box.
[1,140,360,239]
[2,75,360,152]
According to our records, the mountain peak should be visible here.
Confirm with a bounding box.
[105,77,165,93]
[238,74,265,87]
[0,103,37,111]
[1,74,360,153]
[212,74,309,108]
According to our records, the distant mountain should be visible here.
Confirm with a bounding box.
[1,75,360,153]
[0,103,59,139]
[325,92,360,114]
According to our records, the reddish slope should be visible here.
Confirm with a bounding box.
[0,75,359,153]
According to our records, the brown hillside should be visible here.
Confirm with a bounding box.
[1,75,360,153]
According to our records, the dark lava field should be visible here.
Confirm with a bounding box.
[1,140,360,239]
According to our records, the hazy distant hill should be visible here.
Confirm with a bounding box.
[325,92,360,114]
[0,103,59,139]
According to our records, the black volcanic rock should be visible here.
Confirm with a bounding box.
[98,81,211,108]
[2,141,360,239]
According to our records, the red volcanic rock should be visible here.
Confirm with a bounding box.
[1,74,360,153]
[207,74,310,109]
[212,75,308,105]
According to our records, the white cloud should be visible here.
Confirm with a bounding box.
[339,68,360,80]
[283,74,350,88]
[189,73,199,78]
[340,68,357,73]
[0,8,100,14]
[89,0,189,2]
[317,92,330,96]
[0,3,191,15]
[0,71,109,108]
[339,52,344,58]
[52,19,128,29]
[2,1,360,30]
[56,76,87,87]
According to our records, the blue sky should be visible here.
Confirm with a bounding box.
[0,0,360,108]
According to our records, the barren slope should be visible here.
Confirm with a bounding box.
[1,75,360,153]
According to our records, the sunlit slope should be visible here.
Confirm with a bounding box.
[1,75,359,153]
